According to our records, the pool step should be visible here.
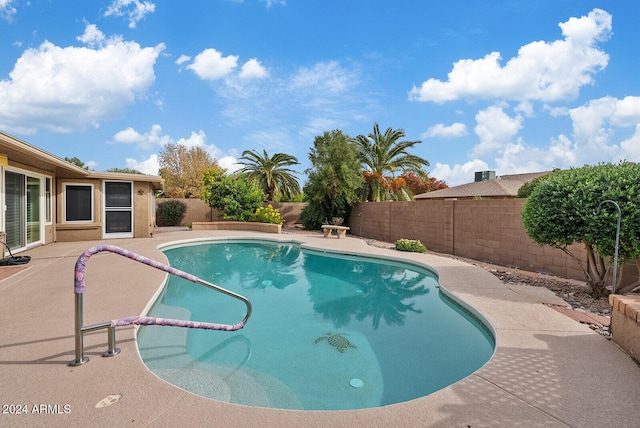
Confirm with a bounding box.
[154,363,302,409]
[138,303,302,408]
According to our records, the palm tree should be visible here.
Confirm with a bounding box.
[236,149,301,201]
[353,123,430,201]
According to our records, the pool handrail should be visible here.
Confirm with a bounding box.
[69,244,252,366]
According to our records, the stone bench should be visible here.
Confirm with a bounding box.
[321,225,350,239]
[609,294,640,363]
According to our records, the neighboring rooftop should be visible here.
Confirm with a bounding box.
[415,170,551,200]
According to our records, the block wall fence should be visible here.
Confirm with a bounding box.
[157,198,635,286]
[155,199,305,229]
[351,199,636,286]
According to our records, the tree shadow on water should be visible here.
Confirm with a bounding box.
[305,253,430,329]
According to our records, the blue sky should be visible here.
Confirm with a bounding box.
[1,1,639,186]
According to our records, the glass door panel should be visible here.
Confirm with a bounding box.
[5,171,24,249]
[104,181,133,238]
[26,176,41,244]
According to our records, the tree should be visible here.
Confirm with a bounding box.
[65,157,89,170]
[201,168,265,221]
[522,162,640,297]
[300,130,363,230]
[105,167,144,174]
[400,172,448,197]
[517,170,558,198]
[353,123,430,201]
[236,149,301,201]
[158,143,218,198]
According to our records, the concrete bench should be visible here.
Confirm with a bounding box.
[321,225,350,239]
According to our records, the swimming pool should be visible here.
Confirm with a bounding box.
[137,239,495,410]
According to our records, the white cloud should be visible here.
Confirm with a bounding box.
[409,9,611,103]
[218,156,241,173]
[456,94,640,180]
[0,0,17,22]
[239,58,268,80]
[175,130,207,150]
[422,122,467,139]
[215,60,376,150]
[515,101,535,117]
[611,96,640,127]
[620,125,640,161]
[126,154,159,175]
[472,106,523,156]
[562,95,640,163]
[186,48,238,80]
[76,23,108,47]
[290,61,351,94]
[0,24,164,134]
[113,126,240,174]
[104,0,156,29]
[175,54,191,66]
[263,0,286,8]
[431,159,490,186]
[85,160,99,170]
[110,124,171,149]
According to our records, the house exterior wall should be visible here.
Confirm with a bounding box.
[55,179,156,242]
[133,182,155,239]
[55,178,102,242]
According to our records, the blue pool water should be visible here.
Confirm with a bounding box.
[137,240,495,410]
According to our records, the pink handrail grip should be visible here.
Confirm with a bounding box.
[111,316,245,332]
[74,244,199,294]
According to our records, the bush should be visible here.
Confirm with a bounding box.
[156,200,187,226]
[251,205,284,225]
[201,168,265,222]
[299,201,326,230]
[395,239,427,253]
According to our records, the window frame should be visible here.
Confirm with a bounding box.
[63,183,94,223]
[102,180,134,238]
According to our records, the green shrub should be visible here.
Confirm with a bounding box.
[251,204,284,225]
[201,168,265,222]
[156,200,187,226]
[395,239,427,253]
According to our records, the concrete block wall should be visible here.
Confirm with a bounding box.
[351,199,629,284]
[155,199,305,228]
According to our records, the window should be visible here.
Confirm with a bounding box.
[65,184,93,222]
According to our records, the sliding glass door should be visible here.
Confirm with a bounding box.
[5,171,25,249]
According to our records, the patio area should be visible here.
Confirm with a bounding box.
[1,229,639,427]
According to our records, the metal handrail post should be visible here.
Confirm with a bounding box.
[103,326,121,357]
[70,293,89,366]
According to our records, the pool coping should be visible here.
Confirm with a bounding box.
[1,230,639,427]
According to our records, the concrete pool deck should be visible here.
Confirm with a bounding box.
[1,230,639,427]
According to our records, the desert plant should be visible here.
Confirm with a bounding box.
[156,200,187,226]
[251,205,284,225]
[395,239,427,253]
